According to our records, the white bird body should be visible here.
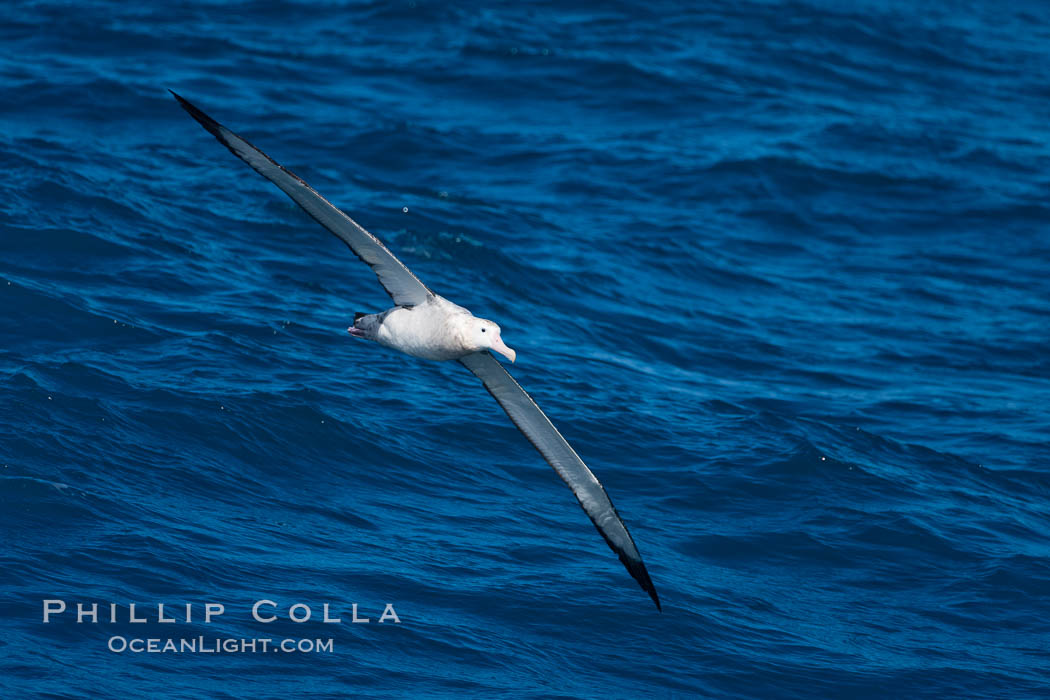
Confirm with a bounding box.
[353,294,516,363]
[172,91,660,610]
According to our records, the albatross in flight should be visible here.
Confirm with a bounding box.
[171,91,661,610]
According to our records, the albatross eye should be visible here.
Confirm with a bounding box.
[481,328,487,333]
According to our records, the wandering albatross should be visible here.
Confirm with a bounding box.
[171,91,661,610]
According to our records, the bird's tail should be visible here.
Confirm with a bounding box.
[348,311,377,339]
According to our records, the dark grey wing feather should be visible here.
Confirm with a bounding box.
[459,351,660,610]
[171,91,431,307]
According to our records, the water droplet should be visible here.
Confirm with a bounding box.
[402,206,408,213]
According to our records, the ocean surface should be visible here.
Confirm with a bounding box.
[2,1,1049,697]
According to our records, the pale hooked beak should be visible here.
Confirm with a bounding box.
[492,335,516,363]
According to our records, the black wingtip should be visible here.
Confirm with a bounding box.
[169,90,225,143]
[589,508,662,610]
[625,556,662,611]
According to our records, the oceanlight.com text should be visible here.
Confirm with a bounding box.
[107,636,334,654]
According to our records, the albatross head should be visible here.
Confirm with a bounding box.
[470,318,516,363]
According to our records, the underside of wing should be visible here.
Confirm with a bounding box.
[459,351,660,610]
[171,91,431,307]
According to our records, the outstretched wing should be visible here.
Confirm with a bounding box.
[459,351,660,610]
[171,91,432,307]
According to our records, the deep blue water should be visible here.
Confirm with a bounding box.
[2,1,1050,697]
